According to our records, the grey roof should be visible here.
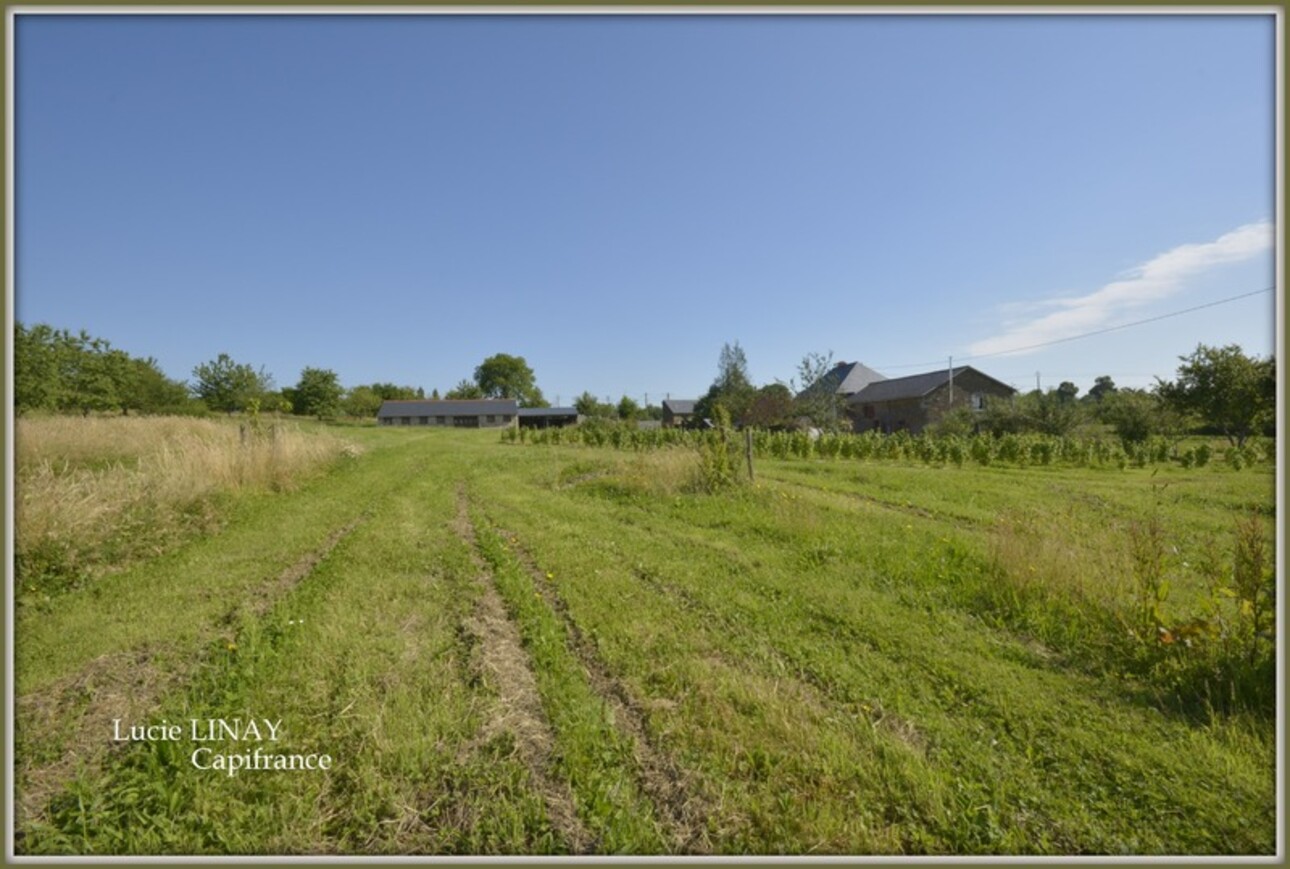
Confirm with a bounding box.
[662,399,696,414]
[377,399,518,418]
[848,366,1014,404]
[833,362,888,394]
[517,407,578,417]
[799,361,887,398]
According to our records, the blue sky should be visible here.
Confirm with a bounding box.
[15,13,1277,405]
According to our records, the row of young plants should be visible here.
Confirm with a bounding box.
[502,421,1274,471]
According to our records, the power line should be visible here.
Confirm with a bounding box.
[873,286,1275,371]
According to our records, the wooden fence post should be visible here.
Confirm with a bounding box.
[745,429,755,483]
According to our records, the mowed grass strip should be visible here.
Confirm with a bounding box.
[467,501,670,854]
[468,443,1274,854]
[16,428,430,693]
[15,430,446,844]
[21,447,560,855]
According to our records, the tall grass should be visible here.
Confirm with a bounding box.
[16,416,359,595]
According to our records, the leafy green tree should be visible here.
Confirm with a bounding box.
[368,383,421,401]
[1099,389,1161,445]
[743,383,796,430]
[14,323,63,412]
[1087,375,1118,403]
[291,367,343,419]
[574,391,612,418]
[192,353,273,413]
[1056,381,1080,404]
[1156,344,1275,447]
[474,353,546,406]
[445,379,484,400]
[343,385,384,418]
[122,356,192,415]
[981,389,1083,437]
[617,395,640,422]
[791,350,844,429]
[695,341,756,424]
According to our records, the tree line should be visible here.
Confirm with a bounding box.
[14,322,1275,446]
[13,323,558,420]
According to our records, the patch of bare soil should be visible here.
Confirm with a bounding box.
[14,514,365,840]
[450,486,594,853]
[494,527,714,855]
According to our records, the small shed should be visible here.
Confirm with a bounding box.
[517,407,580,429]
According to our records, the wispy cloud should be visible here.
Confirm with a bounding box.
[967,220,1275,358]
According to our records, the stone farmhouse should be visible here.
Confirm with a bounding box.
[807,361,1016,434]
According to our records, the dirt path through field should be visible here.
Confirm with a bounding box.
[450,486,593,853]
[491,526,714,854]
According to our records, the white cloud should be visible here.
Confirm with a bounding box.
[967,220,1275,358]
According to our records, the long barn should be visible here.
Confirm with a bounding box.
[377,399,519,428]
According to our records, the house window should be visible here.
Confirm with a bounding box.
[503,415,513,423]
[862,404,875,419]
[486,415,495,423]
[419,416,429,424]
[437,416,446,425]
[971,393,985,411]
[402,417,412,425]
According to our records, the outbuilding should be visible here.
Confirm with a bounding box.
[517,407,580,429]
[661,399,697,428]
[377,399,518,428]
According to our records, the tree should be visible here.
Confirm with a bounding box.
[1056,381,1080,404]
[62,333,125,416]
[792,350,843,429]
[616,395,640,422]
[368,383,421,401]
[474,353,546,406]
[123,356,192,415]
[695,341,757,425]
[1087,375,1118,403]
[743,383,796,430]
[192,353,273,413]
[1156,344,1275,447]
[715,341,752,393]
[343,385,383,418]
[291,367,343,419]
[14,323,63,412]
[980,389,1083,437]
[574,391,612,418]
[1099,389,1161,445]
[445,379,484,400]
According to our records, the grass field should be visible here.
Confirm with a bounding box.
[12,422,1279,855]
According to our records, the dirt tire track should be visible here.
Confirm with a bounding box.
[490,526,714,855]
[14,513,366,838]
[450,486,594,854]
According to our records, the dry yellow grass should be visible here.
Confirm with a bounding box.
[15,415,358,591]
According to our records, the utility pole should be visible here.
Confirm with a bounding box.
[1035,371,1041,392]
